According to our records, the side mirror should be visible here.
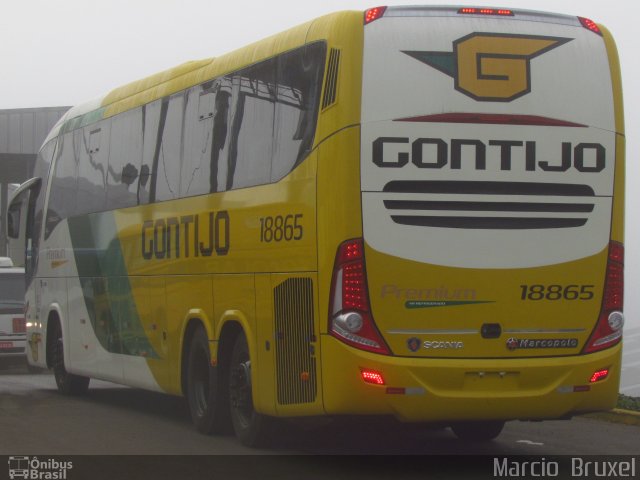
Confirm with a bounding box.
[7,202,21,239]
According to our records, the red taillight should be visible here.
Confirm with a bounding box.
[361,368,385,385]
[342,261,368,311]
[579,17,602,36]
[329,238,391,355]
[590,368,610,383]
[458,7,513,16]
[13,317,26,334]
[605,242,625,314]
[583,242,624,353]
[364,6,387,25]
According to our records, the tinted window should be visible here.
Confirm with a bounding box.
[154,93,184,202]
[138,100,162,205]
[226,60,276,190]
[107,109,143,209]
[182,84,216,196]
[76,121,110,215]
[45,132,78,238]
[272,42,326,181]
[28,140,55,279]
[0,273,24,304]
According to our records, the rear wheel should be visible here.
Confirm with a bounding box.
[450,420,505,442]
[51,321,90,395]
[186,326,231,434]
[228,332,274,447]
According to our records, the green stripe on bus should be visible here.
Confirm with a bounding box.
[68,214,159,359]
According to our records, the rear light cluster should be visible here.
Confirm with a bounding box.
[458,7,513,16]
[583,242,624,353]
[13,317,26,334]
[329,238,390,355]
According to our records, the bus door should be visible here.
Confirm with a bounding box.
[7,178,41,270]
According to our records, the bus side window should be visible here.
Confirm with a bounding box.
[76,121,110,215]
[107,109,143,209]
[45,132,78,239]
[28,140,54,279]
[138,100,162,205]
[181,85,215,197]
[226,59,276,190]
[272,42,326,182]
[154,93,184,202]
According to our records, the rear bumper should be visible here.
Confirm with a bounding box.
[321,335,621,422]
[0,337,26,357]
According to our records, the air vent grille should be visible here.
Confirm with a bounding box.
[322,48,341,109]
[383,181,595,230]
[274,277,317,405]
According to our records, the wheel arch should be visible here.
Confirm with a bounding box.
[216,311,254,374]
[45,304,64,369]
[179,312,211,397]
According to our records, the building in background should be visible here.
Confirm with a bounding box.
[0,107,69,255]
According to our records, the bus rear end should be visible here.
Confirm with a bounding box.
[322,6,624,436]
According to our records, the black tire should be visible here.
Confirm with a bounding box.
[51,321,90,395]
[229,332,274,447]
[186,326,231,434]
[450,420,505,442]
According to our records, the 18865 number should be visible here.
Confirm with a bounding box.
[259,214,303,242]
[520,284,595,301]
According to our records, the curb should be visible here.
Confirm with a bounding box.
[582,408,640,426]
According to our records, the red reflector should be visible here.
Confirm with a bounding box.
[13,317,26,334]
[573,385,591,392]
[361,369,385,385]
[579,17,602,36]
[385,387,405,395]
[590,369,609,383]
[364,6,387,24]
[458,7,513,16]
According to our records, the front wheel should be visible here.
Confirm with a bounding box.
[450,420,505,442]
[51,321,90,395]
[228,332,275,447]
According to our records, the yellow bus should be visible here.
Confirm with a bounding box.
[8,5,624,446]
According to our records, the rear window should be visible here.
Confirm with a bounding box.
[0,273,25,304]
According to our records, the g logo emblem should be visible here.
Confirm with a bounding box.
[404,33,572,102]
